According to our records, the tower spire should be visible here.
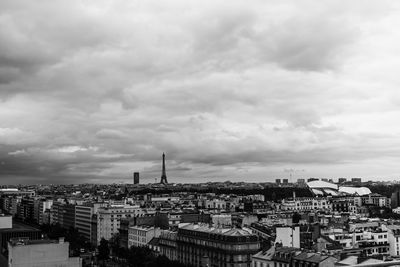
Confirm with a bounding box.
[160,153,168,184]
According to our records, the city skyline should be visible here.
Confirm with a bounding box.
[2,1,400,184]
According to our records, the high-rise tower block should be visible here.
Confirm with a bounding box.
[160,153,168,184]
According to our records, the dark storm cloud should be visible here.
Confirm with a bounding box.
[1,0,400,183]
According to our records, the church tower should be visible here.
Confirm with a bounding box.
[160,153,168,184]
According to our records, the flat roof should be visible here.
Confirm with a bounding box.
[0,222,41,233]
[9,239,62,247]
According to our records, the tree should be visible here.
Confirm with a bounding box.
[292,212,302,224]
[98,238,110,262]
[109,233,121,257]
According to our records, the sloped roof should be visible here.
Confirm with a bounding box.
[307,181,338,190]
[336,256,358,266]
[253,246,275,260]
[338,187,371,196]
[148,237,160,247]
[312,189,324,196]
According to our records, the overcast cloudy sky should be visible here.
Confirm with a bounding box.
[1,0,400,184]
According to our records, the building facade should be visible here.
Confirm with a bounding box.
[128,226,161,247]
[176,223,260,267]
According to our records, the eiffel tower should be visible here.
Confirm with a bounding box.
[160,153,168,184]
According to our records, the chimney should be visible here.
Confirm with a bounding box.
[59,237,65,244]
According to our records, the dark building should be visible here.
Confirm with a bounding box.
[351,178,362,184]
[243,202,271,213]
[392,190,400,208]
[300,223,320,249]
[272,247,301,267]
[338,178,347,184]
[18,198,34,223]
[91,214,97,246]
[282,179,289,184]
[133,172,140,185]
[159,230,178,261]
[51,202,75,229]
[275,179,281,184]
[292,251,337,267]
[175,223,260,267]
[331,199,350,213]
[63,204,76,229]
[297,179,305,184]
[180,213,211,224]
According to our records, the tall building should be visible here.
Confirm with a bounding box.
[160,153,168,184]
[18,198,34,223]
[133,172,140,185]
[392,189,400,208]
[96,206,146,245]
[51,202,75,229]
[75,205,94,243]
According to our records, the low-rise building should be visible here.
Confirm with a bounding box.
[128,226,161,247]
[8,237,81,267]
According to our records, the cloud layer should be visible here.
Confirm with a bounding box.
[1,0,400,184]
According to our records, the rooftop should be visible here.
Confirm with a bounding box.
[179,223,253,237]
[9,238,65,247]
[0,221,41,232]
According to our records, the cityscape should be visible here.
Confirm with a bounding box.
[1,155,400,266]
[3,1,400,267]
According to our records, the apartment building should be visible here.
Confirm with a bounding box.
[128,225,161,247]
[96,206,145,245]
[176,223,260,267]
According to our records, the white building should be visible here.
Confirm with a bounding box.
[281,197,331,211]
[0,214,12,229]
[387,225,400,256]
[97,206,145,244]
[205,199,226,210]
[393,207,400,214]
[211,214,232,227]
[8,237,81,267]
[128,226,161,247]
[275,226,300,248]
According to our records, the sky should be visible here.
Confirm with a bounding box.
[1,0,400,184]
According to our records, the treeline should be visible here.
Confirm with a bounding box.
[126,183,400,200]
[127,187,313,200]
[368,184,399,198]
[40,223,92,256]
[100,236,186,267]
